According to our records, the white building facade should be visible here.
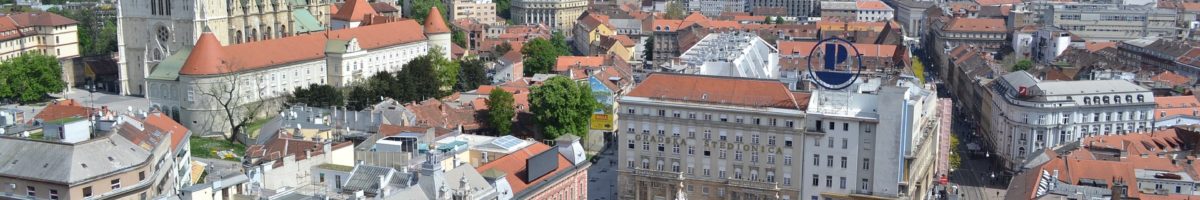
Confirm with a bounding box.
[145,19,451,134]
[985,71,1156,169]
[802,76,939,199]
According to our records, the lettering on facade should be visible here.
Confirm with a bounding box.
[633,135,783,154]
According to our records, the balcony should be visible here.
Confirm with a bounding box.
[726,178,780,191]
[633,168,684,180]
[805,127,826,135]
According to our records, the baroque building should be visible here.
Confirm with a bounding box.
[511,0,587,32]
[117,0,332,96]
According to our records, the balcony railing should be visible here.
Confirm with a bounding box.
[726,178,780,190]
[634,168,684,180]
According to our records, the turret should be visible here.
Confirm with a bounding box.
[423,6,452,59]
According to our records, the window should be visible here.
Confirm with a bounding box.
[815,139,821,147]
[767,154,775,164]
[658,143,665,152]
[83,187,92,197]
[841,157,847,168]
[628,139,635,149]
[751,152,759,163]
[672,144,680,154]
[813,154,820,166]
[827,155,833,167]
[642,141,649,150]
[863,158,871,169]
[111,179,121,189]
[27,186,35,197]
[688,146,695,155]
[752,135,760,144]
[827,137,834,147]
[840,177,847,189]
[843,123,849,131]
[768,136,776,146]
[842,139,848,149]
[735,151,742,161]
[139,171,145,181]
[812,175,819,186]
[862,179,870,190]
[826,176,833,187]
[828,122,834,130]
[720,150,727,158]
[49,189,58,200]
[785,156,792,165]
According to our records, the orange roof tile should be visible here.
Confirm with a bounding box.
[1154,96,1200,120]
[554,56,605,72]
[424,6,451,34]
[975,0,1021,6]
[143,112,190,150]
[332,0,377,22]
[856,1,892,10]
[627,73,802,110]
[180,20,427,75]
[1184,2,1200,11]
[777,41,898,57]
[474,143,573,195]
[33,99,92,123]
[1084,41,1116,52]
[944,17,1006,33]
[1152,71,1191,88]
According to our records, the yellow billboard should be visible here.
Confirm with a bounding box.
[590,114,614,130]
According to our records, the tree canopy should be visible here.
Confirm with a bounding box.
[487,89,515,135]
[521,38,568,75]
[409,0,447,25]
[530,76,597,139]
[456,57,489,91]
[1012,59,1033,72]
[452,29,467,47]
[346,85,378,110]
[286,84,345,108]
[643,37,654,62]
[48,7,117,56]
[496,0,511,21]
[665,1,686,20]
[0,53,65,103]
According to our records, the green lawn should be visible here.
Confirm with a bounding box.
[245,118,272,139]
[190,136,246,161]
[27,131,43,140]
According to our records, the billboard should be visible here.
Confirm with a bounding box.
[590,114,614,131]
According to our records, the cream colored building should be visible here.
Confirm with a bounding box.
[511,0,587,32]
[116,0,331,96]
[0,12,81,88]
[617,73,809,200]
[451,0,498,24]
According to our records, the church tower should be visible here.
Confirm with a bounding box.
[423,6,453,59]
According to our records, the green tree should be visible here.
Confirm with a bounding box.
[774,16,785,24]
[665,1,686,19]
[487,89,516,135]
[286,84,345,108]
[496,0,511,20]
[452,29,467,47]
[521,38,566,74]
[396,54,443,101]
[762,16,773,24]
[949,134,962,169]
[456,57,489,91]
[346,85,378,110]
[643,37,654,62]
[530,76,598,139]
[409,0,447,25]
[495,42,513,55]
[49,7,118,56]
[0,53,65,103]
[551,31,571,54]
[1012,59,1033,72]
[432,49,460,97]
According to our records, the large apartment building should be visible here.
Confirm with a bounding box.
[510,0,587,32]
[1042,3,1178,42]
[802,76,940,200]
[0,12,80,87]
[984,71,1156,170]
[617,73,809,200]
[0,111,192,200]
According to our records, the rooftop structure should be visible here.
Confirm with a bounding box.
[672,32,780,80]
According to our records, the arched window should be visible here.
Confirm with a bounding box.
[236,30,244,43]
[656,160,664,171]
[1084,97,1091,105]
[1126,95,1133,103]
[1113,95,1121,103]
[1103,96,1110,104]
[1138,94,1145,102]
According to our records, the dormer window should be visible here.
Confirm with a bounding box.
[1138,95,1145,102]
[1103,96,1110,104]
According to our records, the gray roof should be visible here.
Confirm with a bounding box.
[1031,80,1148,96]
[342,165,412,195]
[0,134,151,184]
[1001,71,1039,89]
[443,164,498,199]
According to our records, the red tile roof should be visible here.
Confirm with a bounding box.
[1084,41,1116,52]
[179,20,427,75]
[1151,71,1191,88]
[424,6,452,34]
[1184,2,1200,12]
[332,0,378,22]
[554,56,605,72]
[1154,96,1200,120]
[405,99,481,130]
[33,99,92,123]
[143,112,190,151]
[777,41,898,57]
[944,18,1006,33]
[627,73,803,110]
[856,0,892,10]
[974,0,1021,6]
[5,12,77,27]
[474,142,573,195]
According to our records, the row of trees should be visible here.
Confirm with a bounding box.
[485,76,598,138]
[287,48,489,111]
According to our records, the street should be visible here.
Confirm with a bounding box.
[947,102,1008,200]
[587,144,619,200]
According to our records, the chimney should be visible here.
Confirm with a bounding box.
[556,135,586,165]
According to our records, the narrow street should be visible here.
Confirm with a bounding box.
[946,101,1008,200]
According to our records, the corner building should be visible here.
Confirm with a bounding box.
[617,73,809,200]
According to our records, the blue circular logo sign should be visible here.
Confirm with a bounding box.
[808,37,865,90]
